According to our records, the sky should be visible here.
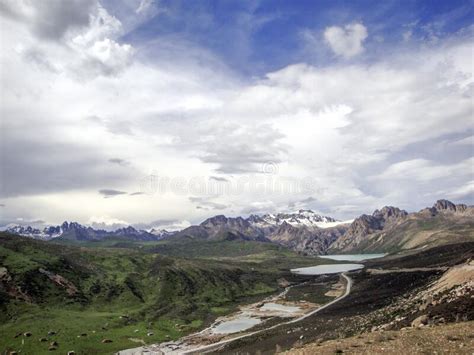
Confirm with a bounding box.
[0,0,473,231]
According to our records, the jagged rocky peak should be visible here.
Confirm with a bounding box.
[6,220,162,241]
[276,221,299,232]
[61,221,84,230]
[201,215,250,229]
[432,199,467,212]
[115,226,140,235]
[200,215,229,226]
[372,206,408,223]
[149,228,174,237]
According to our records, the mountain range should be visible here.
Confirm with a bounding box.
[5,200,473,254]
[4,221,168,241]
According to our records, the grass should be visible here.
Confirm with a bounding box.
[1,305,187,355]
[0,232,332,354]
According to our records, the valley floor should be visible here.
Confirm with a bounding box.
[283,321,474,354]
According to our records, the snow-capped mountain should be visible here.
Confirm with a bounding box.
[5,221,163,241]
[148,228,176,238]
[248,210,347,229]
[4,225,63,240]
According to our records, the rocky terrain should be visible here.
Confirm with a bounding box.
[168,199,474,255]
[282,321,474,354]
[215,242,474,354]
[330,200,474,253]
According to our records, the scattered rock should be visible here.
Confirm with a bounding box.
[411,315,429,327]
[23,332,32,337]
[39,337,48,342]
[14,332,22,338]
[48,346,57,351]
[50,341,58,347]
[48,331,56,336]
[446,335,461,341]
[147,332,154,336]
[101,339,113,343]
[67,352,76,355]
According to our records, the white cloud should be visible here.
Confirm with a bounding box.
[0,3,472,225]
[371,158,473,182]
[1,0,134,78]
[0,0,96,40]
[88,215,129,230]
[324,23,368,58]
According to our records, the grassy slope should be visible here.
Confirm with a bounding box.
[0,233,327,354]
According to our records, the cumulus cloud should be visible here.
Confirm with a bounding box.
[88,215,129,230]
[324,23,368,58]
[0,0,96,40]
[1,0,134,78]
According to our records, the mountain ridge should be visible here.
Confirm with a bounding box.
[4,200,473,254]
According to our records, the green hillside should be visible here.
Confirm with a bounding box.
[0,233,325,354]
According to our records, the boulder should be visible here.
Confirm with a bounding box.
[411,315,429,327]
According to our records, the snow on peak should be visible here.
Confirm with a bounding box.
[249,210,343,229]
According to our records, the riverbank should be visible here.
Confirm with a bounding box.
[117,273,350,354]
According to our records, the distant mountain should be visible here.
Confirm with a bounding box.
[327,200,474,253]
[172,210,349,247]
[149,228,176,238]
[173,215,268,242]
[329,206,408,251]
[6,200,472,254]
[248,210,340,229]
[4,225,63,240]
[5,221,163,241]
[265,221,349,255]
[171,201,473,255]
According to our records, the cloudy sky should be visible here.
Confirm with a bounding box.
[0,0,473,230]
